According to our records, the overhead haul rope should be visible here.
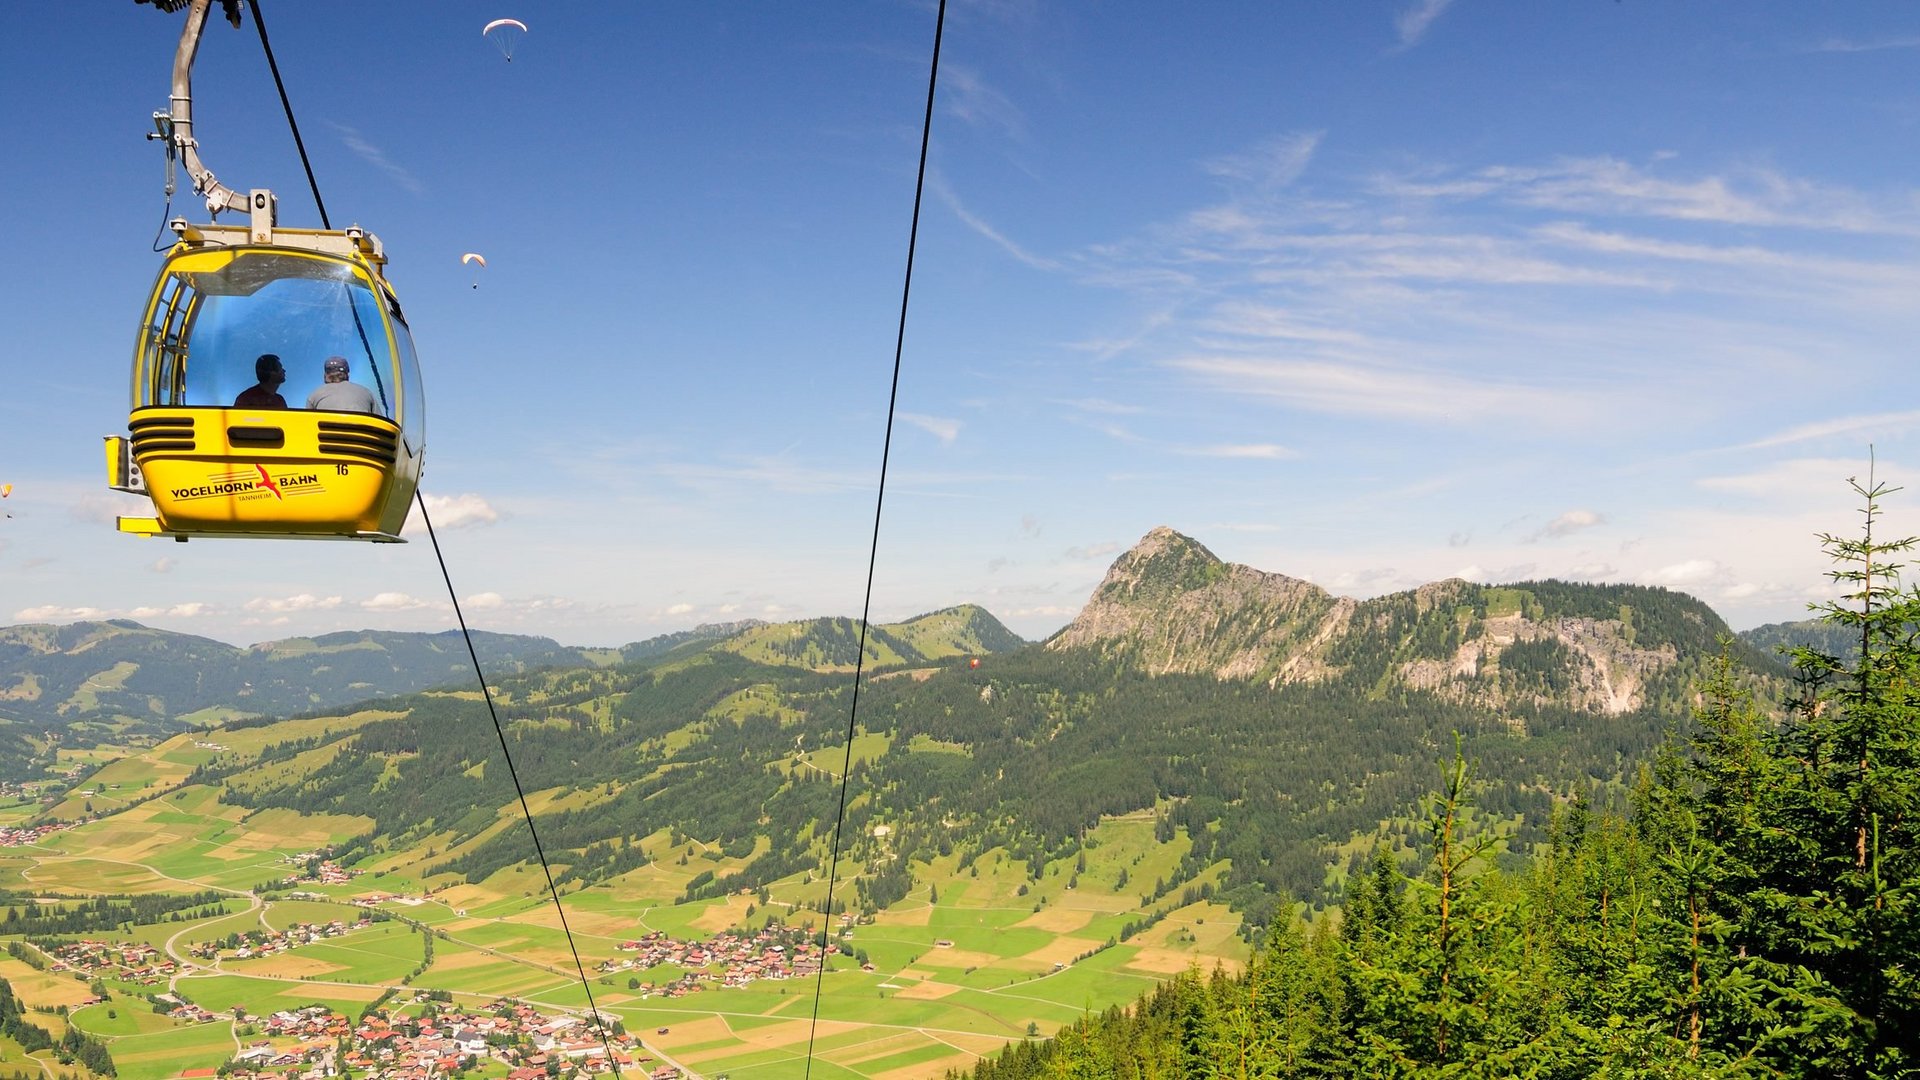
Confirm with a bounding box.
[803,0,947,1073]
[245,4,623,1072]
[247,0,391,415]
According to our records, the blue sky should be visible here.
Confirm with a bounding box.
[5,2,1920,647]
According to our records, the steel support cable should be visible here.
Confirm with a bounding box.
[245,5,622,1072]
[803,1,947,1074]
[414,496,625,1077]
[248,1,390,412]
[245,0,328,229]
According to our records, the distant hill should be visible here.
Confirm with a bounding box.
[0,620,732,737]
[1738,616,1858,665]
[717,606,1021,670]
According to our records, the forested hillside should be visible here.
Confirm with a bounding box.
[154,534,1774,935]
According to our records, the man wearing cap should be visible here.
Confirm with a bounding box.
[234,353,288,409]
[306,356,379,413]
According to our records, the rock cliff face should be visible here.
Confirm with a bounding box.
[1050,526,1700,715]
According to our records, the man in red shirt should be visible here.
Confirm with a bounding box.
[233,354,288,409]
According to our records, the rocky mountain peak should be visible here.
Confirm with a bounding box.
[1093,526,1232,604]
[1045,528,1726,716]
[1050,528,1342,680]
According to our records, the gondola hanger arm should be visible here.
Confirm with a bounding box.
[153,0,253,217]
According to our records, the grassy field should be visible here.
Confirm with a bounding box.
[99,1020,239,1080]
[0,742,1246,1080]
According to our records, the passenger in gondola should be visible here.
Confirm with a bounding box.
[306,356,378,413]
[233,353,288,409]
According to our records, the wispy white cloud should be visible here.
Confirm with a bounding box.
[1649,558,1724,587]
[1808,35,1920,54]
[361,592,435,612]
[1064,312,1175,362]
[1168,355,1577,426]
[1376,156,1920,237]
[245,594,344,614]
[15,605,107,621]
[1394,0,1455,49]
[901,412,963,444]
[15,602,213,621]
[1530,509,1606,542]
[1065,542,1120,561]
[328,122,425,195]
[1704,451,1896,495]
[1533,221,1920,306]
[934,175,1060,270]
[939,65,1026,141]
[1203,133,1322,194]
[1203,304,1375,348]
[1175,443,1298,460]
[653,457,874,496]
[1056,398,1146,415]
[1344,247,1656,288]
[406,493,500,533]
[1735,412,1920,451]
[1072,418,1147,444]
[127,602,212,618]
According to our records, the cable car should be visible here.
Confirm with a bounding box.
[107,0,423,542]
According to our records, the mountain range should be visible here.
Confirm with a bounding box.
[0,609,1023,740]
[2,527,1840,920]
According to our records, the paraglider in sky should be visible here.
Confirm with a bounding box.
[461,252,487,289]
[483,18,527,62]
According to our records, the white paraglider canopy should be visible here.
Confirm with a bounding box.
[482,18,527,62]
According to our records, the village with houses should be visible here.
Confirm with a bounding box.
[30,910,851,1078]
[602,925,835,996]
[0,819,72,847]
[187,915,377,963]
[169,995,682,1080]
[46,939,179,988]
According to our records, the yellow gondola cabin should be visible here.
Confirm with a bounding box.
[106,199,425,542]
[108,0,424,542]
